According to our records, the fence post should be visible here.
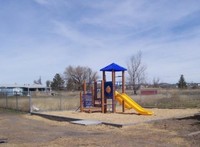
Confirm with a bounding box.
[16,92,18,110]
[29,92,32,113]
[60,94,62,111]
[6,92,8,108]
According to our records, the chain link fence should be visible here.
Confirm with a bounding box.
[0,91,31,112]
[0,91,80,112]
[30,91,80,112]
[0,89,200,112]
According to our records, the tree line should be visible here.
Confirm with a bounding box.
[47,66,98,91]
[46,51,188,93]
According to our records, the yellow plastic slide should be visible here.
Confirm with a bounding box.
[115,91,153,115]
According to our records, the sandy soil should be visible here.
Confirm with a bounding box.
[0,108,200,147]
[43,108,200,124]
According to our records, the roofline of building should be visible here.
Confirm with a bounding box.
[0,84,49,89]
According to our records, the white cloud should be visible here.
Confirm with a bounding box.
[1,0,200,84]
[34,0,49,5]
[52,21,105,49]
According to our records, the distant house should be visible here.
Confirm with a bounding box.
[158,83,177,88]
[187,83,200,89]
[0,84,50,96]
[140,88,158,95]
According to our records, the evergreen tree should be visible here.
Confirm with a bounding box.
[51,73,65,91]
[46,80,51,87]
[178,74,187,89]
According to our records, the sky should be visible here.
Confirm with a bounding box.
[0,0,200,85]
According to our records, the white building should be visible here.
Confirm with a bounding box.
[0,84,50,96]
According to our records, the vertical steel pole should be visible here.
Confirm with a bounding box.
[60,94,62,111]
[16,92,18,110]
[6,91,8,108]
[29,92,32,113]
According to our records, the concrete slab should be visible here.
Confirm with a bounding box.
[71,120,102,126]
[188,131,200,136]
[31,112,140,127]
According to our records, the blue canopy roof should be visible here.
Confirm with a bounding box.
[100,63,127,72]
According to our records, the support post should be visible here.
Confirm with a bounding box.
[112,71,116,113]
[122,100,125,112]
[80,92,83,112]
[91,84,94,107]
[102,72,107,113]
[122,71,125,112]
[101,80,105,113]
[122,71,125,93]
[94,80,97,99]
[103,71,106,82]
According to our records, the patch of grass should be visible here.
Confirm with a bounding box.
[1,89,200,111]
[138,96,200,109]
[0,107,26,114]
[35,98,79,111]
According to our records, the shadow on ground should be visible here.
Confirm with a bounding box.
[177,113,200,125]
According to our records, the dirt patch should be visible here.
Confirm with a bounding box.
[152,114,200,146]
[0,108,200,147]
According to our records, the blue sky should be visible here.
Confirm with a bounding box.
[0,0,200,84]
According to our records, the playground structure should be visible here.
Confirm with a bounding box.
[80,63,153,115]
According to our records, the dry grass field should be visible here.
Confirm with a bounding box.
[128,89,200,108]
[0,89,200,112]
[31,94,80,111]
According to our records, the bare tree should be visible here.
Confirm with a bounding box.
[153,77,160,88]
[64,65,99,90]
[34,76,42,85]
[127,51,147,95]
